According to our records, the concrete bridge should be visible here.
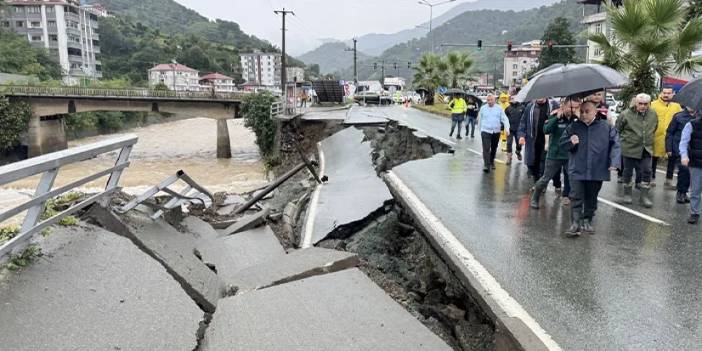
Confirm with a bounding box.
[1,85,248,158]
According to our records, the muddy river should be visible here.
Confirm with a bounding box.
[1,118,269,226]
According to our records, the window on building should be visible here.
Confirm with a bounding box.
[512,71,518,76]
[48,21,56,27]
[14,6,23,13]
[512,64,518,69]
[67,47,82,56]
[1,21,9,28]
[31,35,42,41]
[95,65,102,72]
[595,23,602,34]
[46,6,54,13]
[70,63,80,69]
[27,6,41,14]
[49,34,58,41]
[89,14,98,21]
[30,22,41,28]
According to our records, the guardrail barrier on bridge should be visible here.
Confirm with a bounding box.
[0,85,249,101]
[0,134,138,261]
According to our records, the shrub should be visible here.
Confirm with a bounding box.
[241,91,278,157]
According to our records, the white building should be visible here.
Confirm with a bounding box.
[579,0,622,63]
[503,41,541,87]
[81,4,110,18]
[240,52,281,88]
[286,67,305,83]
[148,63,201,91]
[1,0,103,84]
[199,72,236,92]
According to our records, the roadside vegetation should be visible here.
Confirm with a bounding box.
[0,96,31,152]
[242,91,279,168]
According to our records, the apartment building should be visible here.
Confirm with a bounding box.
[1,0,103,83]
[240,52,282,88]
[503,41,541,87]
[148,63,201,91]
[579,0,623,63]
[286,67,305,83]
[199,72,236,92]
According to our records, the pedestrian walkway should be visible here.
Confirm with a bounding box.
[383,105,702,350]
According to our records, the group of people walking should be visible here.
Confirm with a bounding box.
[448,87,702,237]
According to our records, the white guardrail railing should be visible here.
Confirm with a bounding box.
[0,134,138,261]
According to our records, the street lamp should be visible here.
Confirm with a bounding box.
[418,0,456,53]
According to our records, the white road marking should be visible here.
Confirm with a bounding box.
[386,172,563,351]
[596,197,671,226]
[301,142,325,248]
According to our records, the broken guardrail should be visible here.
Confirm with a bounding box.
[0,134,138,261]
[115,170,214,219]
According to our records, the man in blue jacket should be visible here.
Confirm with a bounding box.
[559,101,621,237]
[666,107,697,203]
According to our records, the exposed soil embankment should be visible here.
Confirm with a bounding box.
[263,116,495,350]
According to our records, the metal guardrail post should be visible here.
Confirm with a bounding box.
[20,168,58,233]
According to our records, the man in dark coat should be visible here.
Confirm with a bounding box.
[560,101,621,236]
[504,95,524,165]
[465,96,482,138]
[666,107,697,203]
[518,98,559,180]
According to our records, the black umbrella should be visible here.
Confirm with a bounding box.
[464,92,483,106]
[674,77,702,111]
[515,64,628,102]
[528,63,564,80]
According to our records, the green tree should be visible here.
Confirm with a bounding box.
[538,17,578,69]
[412,53,448,105]
[687,0,702,22]
[242,91,278,158]
[0,29,62,80]
[443,52,473,88]
[590,0,702,101]
[0,96,31,152]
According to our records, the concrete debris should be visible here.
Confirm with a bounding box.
[195,225,286,290]
[227,247,359,292]
[200,268,453,351]
[0,224,202,351]
[181,216,221,242]
[216,207,270,236]
[87,205,223,313]
[221,194,246,206]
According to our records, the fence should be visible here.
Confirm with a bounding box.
[0,85,250,102]
[0,134,138,261]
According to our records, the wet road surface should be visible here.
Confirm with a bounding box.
[381,105,702,350]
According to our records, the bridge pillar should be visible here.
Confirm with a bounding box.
[27,114,68,158]
[216,119,232,159]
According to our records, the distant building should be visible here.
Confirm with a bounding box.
[579,0,623,63]
[1,0,103,84]
[240,51,281,88]
[199,72,236,92]
[503,41,541,87]
[148,63,201,91]
[286,67,305,83]
[81,4,110,18]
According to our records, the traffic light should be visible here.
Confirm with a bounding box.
[547,40,554,49]
[408,62,412,69]
[374,63,378,70]
[477,40,483,50]
[507,40,513,52]
[393,63,397,70]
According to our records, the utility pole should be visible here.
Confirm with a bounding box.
[345,38,358,83]
[274,8,294,97]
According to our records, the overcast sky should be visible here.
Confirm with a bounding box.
[175,0,472,55]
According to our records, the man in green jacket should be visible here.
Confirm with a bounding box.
[530,97,577,209]
[616,93,658,207]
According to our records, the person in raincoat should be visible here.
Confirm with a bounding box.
[448,93,468,139]
[498,92,510,150]
[650,87,682,187]
[518,98,560,181]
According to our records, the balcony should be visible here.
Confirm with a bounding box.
[582,11,606,25]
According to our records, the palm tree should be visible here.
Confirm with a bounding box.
[444,51,473,89]
[412,53,448,105]
[589,0,702,101]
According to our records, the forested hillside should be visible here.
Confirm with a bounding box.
[297,42,373,74]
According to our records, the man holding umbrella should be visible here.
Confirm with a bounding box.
[447,91,467,139]
[518,97,559,180]
[672,76,702,224]
[617,93,658,208]
[666,107,697,204]
[465,94,482,138]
